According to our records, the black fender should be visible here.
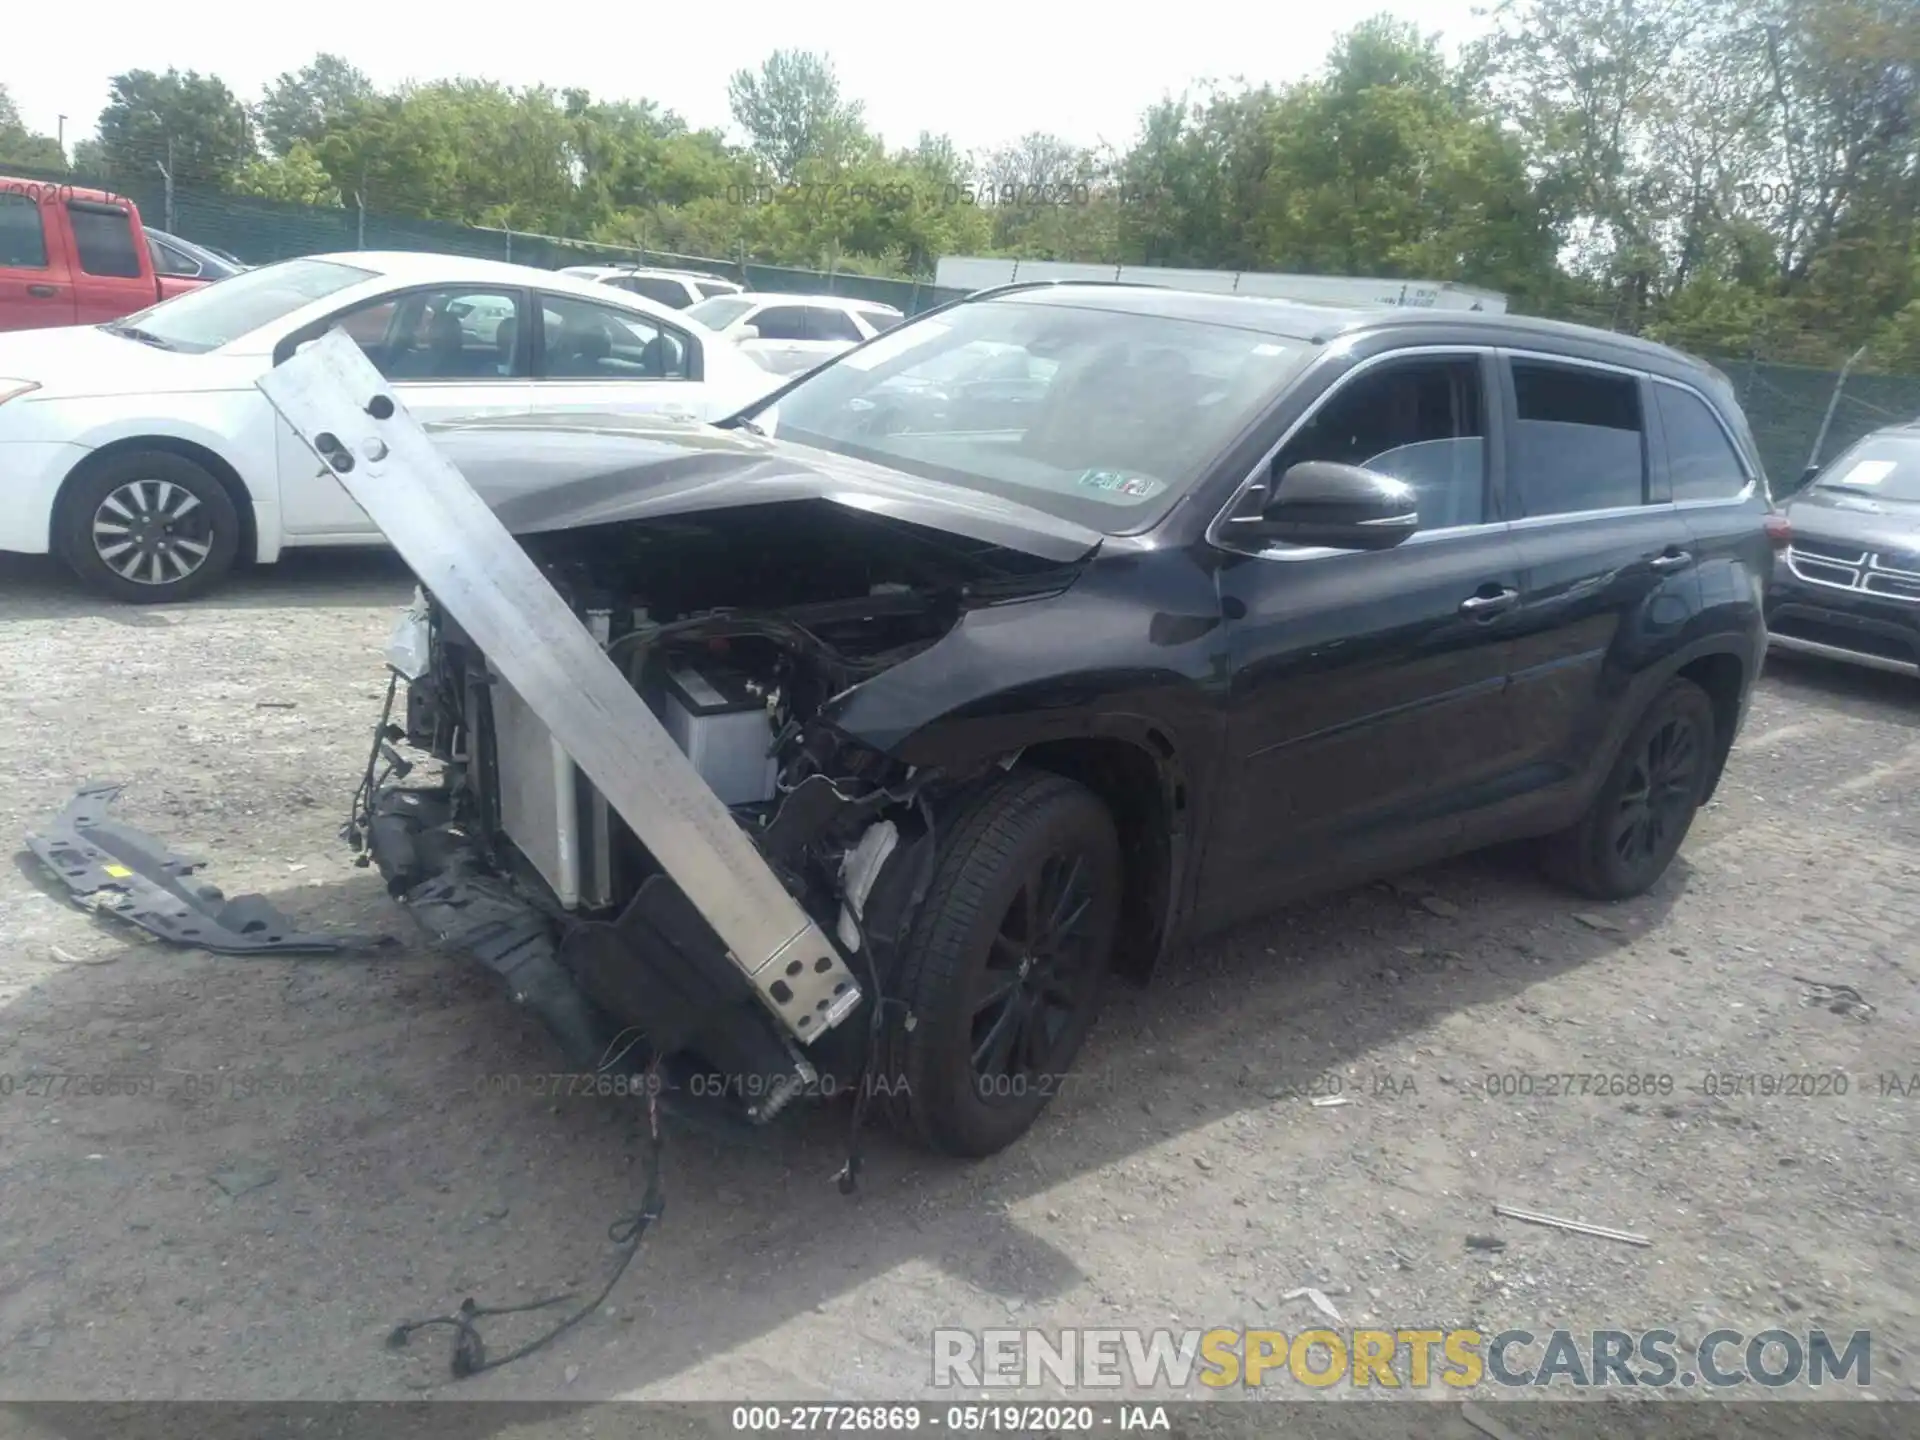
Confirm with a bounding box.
[1575,626,1762,816]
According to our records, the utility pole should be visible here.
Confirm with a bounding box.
[56,115,67,163]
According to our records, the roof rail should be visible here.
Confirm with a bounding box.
[886,277,1169,327]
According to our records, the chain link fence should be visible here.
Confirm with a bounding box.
[1716,352,1920,486]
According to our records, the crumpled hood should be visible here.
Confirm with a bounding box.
[0,323,255,397]
[425,411,1106,565]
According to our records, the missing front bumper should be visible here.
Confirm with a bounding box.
[364,784,820,1123]
[257,329,863,1050]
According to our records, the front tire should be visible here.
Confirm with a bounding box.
[882,771,1123,1158]
[58,451,240,604]
[1543,677,1717,900]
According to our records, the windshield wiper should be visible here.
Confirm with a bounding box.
[102,322,176,350]
[717,414,766,437]
[1818,481,1905,497]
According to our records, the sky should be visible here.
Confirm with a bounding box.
[7,0,1487,159]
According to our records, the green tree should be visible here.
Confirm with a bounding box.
[1117,85,1288,269]
[1478,0,1721,322]
[233,140,343,205]
[727,50,869,182]
[0,83,66,170]
[96,69,256,191]
[70,136,109,178]
[1260,19,1558,296]
[1112,21,1556,297]
[255,53,375,158]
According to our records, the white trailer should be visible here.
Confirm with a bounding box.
[933,257,1507,313]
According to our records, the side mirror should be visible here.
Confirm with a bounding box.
[1228,460,1419,551]
[1796,463,1822,491]
[736,324,761,341]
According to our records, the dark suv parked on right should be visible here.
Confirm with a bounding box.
[1769,421,1920,677]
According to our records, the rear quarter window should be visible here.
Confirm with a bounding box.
[1655,383,1750,502]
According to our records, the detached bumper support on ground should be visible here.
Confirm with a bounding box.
[25,782,364,954]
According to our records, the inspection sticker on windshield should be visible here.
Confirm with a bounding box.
[1077,469,1167,502]
[1835,459,1897,488]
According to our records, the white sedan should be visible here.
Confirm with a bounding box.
[686,293,904,377]
[0,251,783,602]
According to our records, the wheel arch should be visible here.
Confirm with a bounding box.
[1672,648,1747,806]
[911,715,1194,985]
[54,436,259,566]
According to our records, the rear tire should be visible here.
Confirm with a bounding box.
[58,451,240,604]
[1542,677,1717,900]
[881,771,1122,1158]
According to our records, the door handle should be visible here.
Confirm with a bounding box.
[27,284,57,298]
[1459,585,1520,619]
[1648,549,1694,573]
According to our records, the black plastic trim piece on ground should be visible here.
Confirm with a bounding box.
[25,781,372,955]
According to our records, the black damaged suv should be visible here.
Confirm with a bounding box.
[365,284,1777,1157]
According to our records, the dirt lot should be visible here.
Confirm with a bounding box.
[1,548,1916,1419]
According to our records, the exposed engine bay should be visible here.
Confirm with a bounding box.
[356,498,1079,1125]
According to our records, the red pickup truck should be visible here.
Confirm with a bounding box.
[1,178,209,332]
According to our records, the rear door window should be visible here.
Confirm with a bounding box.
[1510,359,1648,515]
[67,202,144,278]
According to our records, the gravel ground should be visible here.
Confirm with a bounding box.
[0,548,1916,1427]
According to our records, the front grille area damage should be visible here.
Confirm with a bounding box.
[260,331,1065,1124]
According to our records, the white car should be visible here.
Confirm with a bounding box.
[555,265,745,310]
[685,293,905,377]
[0,251,782,602]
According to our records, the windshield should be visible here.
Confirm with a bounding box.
[113,258,375,353]
[749,298,1314,533]
[1812,433,1920,504]
[687,296,757,330]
